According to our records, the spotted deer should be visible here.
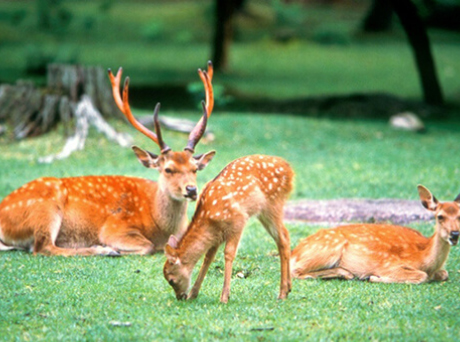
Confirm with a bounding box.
[291,185,460,283]
[163,155,294,303]
[0,62,215,256]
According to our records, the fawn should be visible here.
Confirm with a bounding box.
[163,155,294,303]
[290,185,459,283]
[0,62,215,256]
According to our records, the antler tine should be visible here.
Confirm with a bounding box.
[108,68,164,149]
[184,61,214,153]
[153,103,171,154]
[206,60,213,82]
[121,77,163,146]
[108,67,124,112]
[198,61,214,116]
[184,101,208,153]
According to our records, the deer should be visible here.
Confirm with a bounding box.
[290,185,460,284]
[0,61,215,257]
[163,154,294,303]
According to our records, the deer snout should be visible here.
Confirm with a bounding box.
[176,293,188,300]
[449,231,459,246]
[184,185,197,201]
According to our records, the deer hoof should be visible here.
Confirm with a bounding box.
[94,245,120,256]
[107,250,121,257]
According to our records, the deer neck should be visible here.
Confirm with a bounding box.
[151,187,188,235]
[422,227,451,275]
[177,220,215,269]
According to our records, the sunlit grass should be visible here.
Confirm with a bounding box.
[1,111,459,201]
[1,221,459,341]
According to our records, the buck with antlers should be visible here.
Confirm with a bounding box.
[291,185,459,283]
[163,155,294,303]
[0,62,215,256]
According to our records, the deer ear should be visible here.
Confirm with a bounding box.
[132,146,160,169]
[165,237,180,265]
[194,150,216,171]
[167,235,180,249]
[418,185,439,211]
[164,244,179,265]
[455,193,460,204]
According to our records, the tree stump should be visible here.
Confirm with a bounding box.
[0,64,214,163]
[0,64,122,140]
[0,64,131,162]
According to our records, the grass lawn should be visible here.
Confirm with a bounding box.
[0,221,459,341]
[1,112,460,341]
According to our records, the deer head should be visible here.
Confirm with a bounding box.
[163,235,191,300]
[418,185,460,246]
[108,62,215,201]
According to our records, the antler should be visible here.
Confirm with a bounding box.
[108,68,170,154]
[184,61,214,153]
[199,60,214,116]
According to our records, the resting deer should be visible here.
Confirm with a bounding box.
[0,62,215,256]
[163,155,294,303]
[291,185,459,283]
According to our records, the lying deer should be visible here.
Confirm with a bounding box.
[163,155,294,303]
[291,185,459,283]
[0,62,215,256]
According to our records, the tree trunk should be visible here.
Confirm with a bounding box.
[389,0,444,105]
[362,0,393,32]
[212,0,246,72]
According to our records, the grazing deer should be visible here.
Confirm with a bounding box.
[291,185,460,283]
[0,62,215,257]
[163,155,294,303]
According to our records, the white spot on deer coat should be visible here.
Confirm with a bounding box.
[222,193,233,201]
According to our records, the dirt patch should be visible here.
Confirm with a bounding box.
[285,199,433,225]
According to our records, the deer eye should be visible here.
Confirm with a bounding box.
[437,215,445,222]
[165,168,173,174]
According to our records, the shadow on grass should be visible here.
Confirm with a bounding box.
[130,84,458,121]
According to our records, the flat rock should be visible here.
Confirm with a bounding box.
[285,199,433,225]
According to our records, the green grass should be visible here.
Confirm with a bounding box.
[1,112,460,200]
[1,221,459,341]
[1,113,460,341]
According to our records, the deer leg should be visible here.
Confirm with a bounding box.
[259,212,292,300]
[432,269,448,282]
[99,222,154,255]
[40,244,120,257]
[0,239,17,251]
[188,245,219,300]
[221,225,244,304]
[31,208,118,257]
[369,266,428,284]
[296,267,355,280]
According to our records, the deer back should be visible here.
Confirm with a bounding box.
[192,155,294,224]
